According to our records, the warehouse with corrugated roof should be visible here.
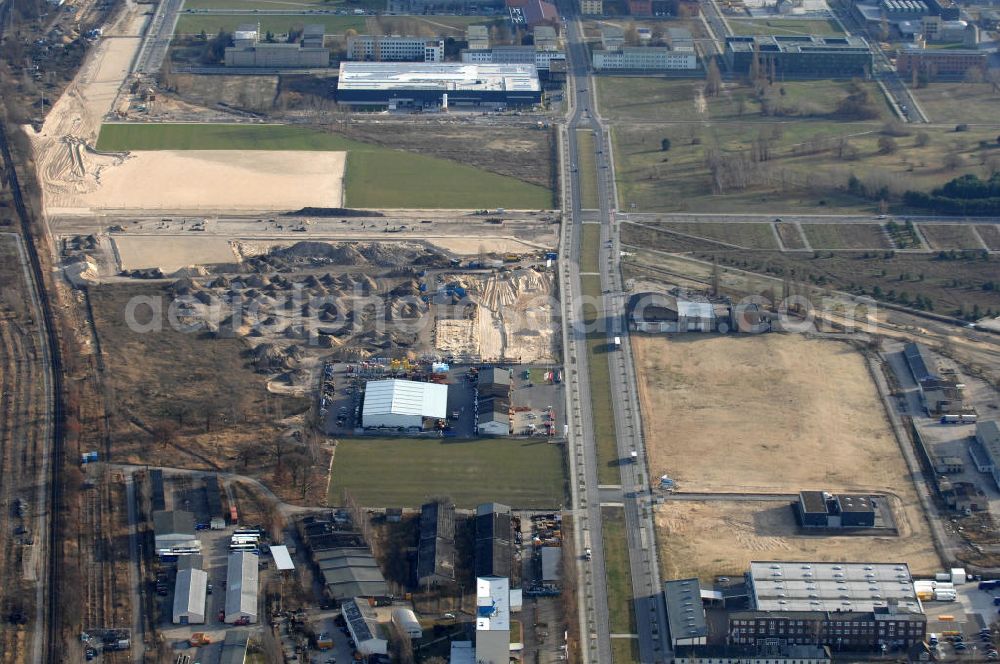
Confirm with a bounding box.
[225,551,259,624]
[172,568,208,624]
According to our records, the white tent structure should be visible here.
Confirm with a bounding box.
[362,379,448,429]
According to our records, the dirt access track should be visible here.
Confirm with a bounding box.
[27,4,344,216]
[633,333,938,571]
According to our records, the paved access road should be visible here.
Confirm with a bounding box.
[557,2,670,661]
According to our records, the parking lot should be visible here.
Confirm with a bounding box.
[927,581,1000,660]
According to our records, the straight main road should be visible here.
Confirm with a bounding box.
[558,2,670,661]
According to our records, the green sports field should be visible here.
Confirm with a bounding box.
[96,123,553,209]
[326,437,567,508]
[175,14,365,35]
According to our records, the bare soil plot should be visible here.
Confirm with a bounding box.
[776,222,807,249]
[633,334,911,494]
[655,499,940,582]
[46,150,345,213]
[113,235,238,273]
[800,223,890,249]
[977,225,1000,251]
[918,224,984,250]
[654,222,778,249]
[634,334,936,578]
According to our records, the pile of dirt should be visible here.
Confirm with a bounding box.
[248,241,450,272]
[251,343,304,373]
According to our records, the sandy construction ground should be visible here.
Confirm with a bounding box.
[113,235,239,273]
[28,7,147,215]
[432,269,559,364]
[655,499,941,581]
[634,333,938,577]
[45,149,346,213]
[634,334,909,493]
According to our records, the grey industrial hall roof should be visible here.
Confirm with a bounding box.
[977,420,1000,466]
[338,62,541,93]
[904,342,939,382]
[153,510,195,537]
[362,379,448,419]
[748,561,921,614]
[664,578,709,642]
[417,502,456,581]
[173,568,208,618]
[541,546,561,581]
[225,551,259,617]
[475,503,513,578]
[838,495,875,512]
[799,491,829,514]
[479,367,512,387]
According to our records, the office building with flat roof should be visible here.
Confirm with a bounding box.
[593,46,698,70]
[725,35,873,77]
[346,35,444,62]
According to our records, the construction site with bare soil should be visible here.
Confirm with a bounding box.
[633,333,941,580]
[82,235,560,483]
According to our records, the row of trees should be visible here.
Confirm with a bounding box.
[903,173,1000,215]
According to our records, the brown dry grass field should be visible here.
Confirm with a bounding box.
[917,224,984,250]
[655,499,941,582]
[976,225,1000,251]
[633,333,937,576]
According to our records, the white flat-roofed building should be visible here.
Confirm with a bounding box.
[337,62,542,108]
[346,35,444,62]
[225,551,259,624]
[173,568,208,624]
[747,561,921,614]
[593,46,697,70]
[476,576,522,664]
[361,379,448,430]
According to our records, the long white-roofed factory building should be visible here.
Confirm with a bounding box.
[336,62,542,109]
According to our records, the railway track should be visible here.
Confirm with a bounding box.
[0,1,65,658]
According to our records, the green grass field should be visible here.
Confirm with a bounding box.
[612,638,640,664]
[602,508,636,635]
[581,224,600,274]
[184,0,384,9]
[727,17,844,36]
[96,123,552,209]
[577,129,600,209]
[326,437,566,508]
[175,13,365,35]
[344,150,552,209]
[581,274,620,484]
